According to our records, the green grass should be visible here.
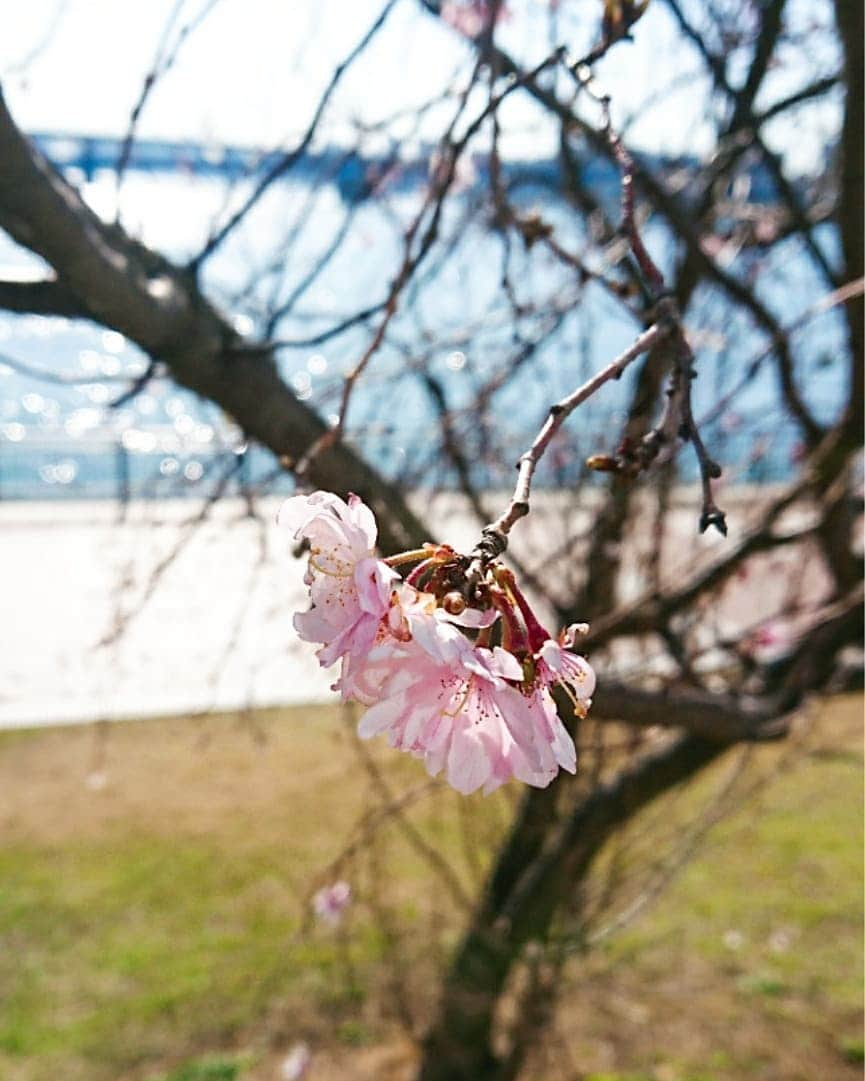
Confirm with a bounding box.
[0,697,861,1081]
[608,722,863,1015]
[150,1058,244,1081]
[0,838,308,1061]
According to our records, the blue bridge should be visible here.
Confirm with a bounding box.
[27,131,785,206]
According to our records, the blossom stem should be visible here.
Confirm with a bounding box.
[490,587,528,655]
[384,547,434,567]
[406,558,436,586]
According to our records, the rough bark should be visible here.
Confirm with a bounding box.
[418,733,727,1081]
[816,0,865,592]
[834,0,864,409]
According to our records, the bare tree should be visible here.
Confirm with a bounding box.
[0,1,860,1077]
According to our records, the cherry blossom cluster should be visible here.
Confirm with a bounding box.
[280,491,595,795]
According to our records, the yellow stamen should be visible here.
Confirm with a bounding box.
[442,678,473,718]
[308,553,352,578]
[558,679,588,719]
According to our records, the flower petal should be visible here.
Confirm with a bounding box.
[346,493,378,549]
[440,606,499,629]
[446,726,492,794]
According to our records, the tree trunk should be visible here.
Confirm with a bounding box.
[418,734,725,1080]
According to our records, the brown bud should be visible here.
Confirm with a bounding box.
[585,454,620,473]
[442,591,466,616]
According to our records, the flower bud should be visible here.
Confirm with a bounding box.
[442,591,466,616]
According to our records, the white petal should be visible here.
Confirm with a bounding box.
[440,606,499,629]
[537,638,564,671]
[410,611,467,666]
[560,653,596,700]
[357,692,407,739]
[276,494,319,536]
[488,646,524,682]
[551,720,577,773]
[346,493,378,549]
[293,606,339,646]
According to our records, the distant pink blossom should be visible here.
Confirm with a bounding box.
[85,770,108,792]
[744,619,794,662]
[748,435,770,464]
[790,440,806,464]
[440,0,508,38]
[699,232,728,260]
[428,146,478,194]
[312,880,352,926]
[281,1042,312,1080]
[720,411,742,433]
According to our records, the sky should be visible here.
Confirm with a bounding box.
[0,0,841,168]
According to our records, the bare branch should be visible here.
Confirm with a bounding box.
[0,83,430,554]
[114,0,224,202]
[0,277,87,317]
[0,347,146,386]
[192,0,398,267]
[483,322,666,548]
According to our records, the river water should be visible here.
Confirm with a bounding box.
[0,166,847,501]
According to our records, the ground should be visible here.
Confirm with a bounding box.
[0,695,861,1081]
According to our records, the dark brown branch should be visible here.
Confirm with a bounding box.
[580,441,829,649]
[0,84,429,555]
[664,0,839,289]
[0,277,88,318]
[755,73,840,125]
[834,0,864,432]
[109,358,159,408]
[419,731,728,1080]
[114,0,223,197]
[481,322,666,547]
[590,682,789,742]
[0,348,145,386]
[296,45,567,476]
[733,0,787,127]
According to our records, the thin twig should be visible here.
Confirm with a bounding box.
[192,0,398,267]
[471,321,667,565]
[115,0,223,205]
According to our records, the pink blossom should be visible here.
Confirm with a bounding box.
[278,491,398,668]
[281,1042,312,1080]
[745,619,793,661]
[312,880,352,926]
[284,491,596,795]
[332,580,498,704]
[534,637,596,712]
[521,687,578,782]
[441,0,508,37]
[332,581,436,703]
[358,637,564,795]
